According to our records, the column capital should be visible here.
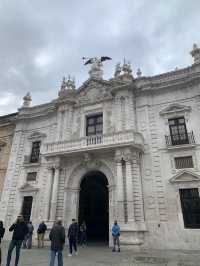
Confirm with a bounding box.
[123,148,133,163]
[114,149,123,163]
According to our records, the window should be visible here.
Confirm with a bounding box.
[175,156,194,169]
[30,141,41,163]
[27,172,37,182]
[168,117,188,145]
[179,188,200,229]
[86,114,103,136]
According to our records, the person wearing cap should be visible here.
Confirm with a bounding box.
[49,219,65,266]
[6,214,28,266]
[67,218,78,256]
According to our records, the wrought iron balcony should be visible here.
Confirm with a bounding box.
[43,130,144,156]
[165,131,195,147]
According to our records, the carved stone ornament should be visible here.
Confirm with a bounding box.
[19,183,39,192]
[28,131,47,140]
[169,170,200,183]
[81,152,101,169]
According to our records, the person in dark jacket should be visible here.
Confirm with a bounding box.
[37,221,47,248]
[23,221,34,249]
[79,221,87,246]
[49,219,65,266]
[6,214,28,266]
[68,218,78,256]
[0,221,5,266]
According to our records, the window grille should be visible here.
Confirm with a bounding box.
[86,114,103,136]
[27,172,37,182]
[168,117,188,145]
[179,188,200,229]
[30,141,41,163]
[175,156,194,169]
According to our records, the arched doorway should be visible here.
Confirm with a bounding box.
[78,170,109,242]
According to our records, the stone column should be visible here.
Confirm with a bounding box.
[44,167,53,221]
[124,149,135,222]
[115,150,124,222]
[49,166,60,221]
[70,188,80,222]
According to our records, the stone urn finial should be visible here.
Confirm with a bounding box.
[22,92,32,107]
[136,68,142,78]
[190,43,200,64]
[114,62,122,77]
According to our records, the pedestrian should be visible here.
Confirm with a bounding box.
[68,218,78,256]
[49,219,65,266]
[0,221,5,266]
[37,221,47,248]
[6,214,28,266]
[79,221,87,246]
[22,222,29,249]
[26,221,34,249]
[112,220,120,252]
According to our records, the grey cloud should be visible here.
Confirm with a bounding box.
[0,0,200,115]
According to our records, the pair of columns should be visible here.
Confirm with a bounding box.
[115,149,136,223]
[45,164,60,221]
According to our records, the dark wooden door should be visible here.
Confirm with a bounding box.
[22,196,33,222]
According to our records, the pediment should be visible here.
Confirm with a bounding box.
[19,183,39,192]
[77,78,112,103]
[169,170,200,183]
[159,103,191,116]
[28,131,46,140]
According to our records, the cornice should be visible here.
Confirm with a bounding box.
[17,102,56,120]
[0,112,18,127]
[135,63,200,94]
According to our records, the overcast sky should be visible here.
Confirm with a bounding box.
[0,0,200,115]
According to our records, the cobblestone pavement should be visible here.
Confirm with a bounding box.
[1,242,200,266]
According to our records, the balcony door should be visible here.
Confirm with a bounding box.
[168,117,188,145]
[22,196,33,222]
[86,114,103,136]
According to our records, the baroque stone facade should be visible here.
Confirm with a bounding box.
[1,45,200,250]
[0,113,17,198]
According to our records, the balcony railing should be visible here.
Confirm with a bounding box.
[43,130,144,156]
[165,131,195,147]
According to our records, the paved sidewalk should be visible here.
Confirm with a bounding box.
[1,242,200,266]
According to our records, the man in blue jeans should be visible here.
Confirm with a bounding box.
[49,219,65,266]
[6,214,28,266]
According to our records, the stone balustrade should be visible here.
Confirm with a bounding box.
[43,130,144,156]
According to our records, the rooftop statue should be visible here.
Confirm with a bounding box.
[83,56,112,79]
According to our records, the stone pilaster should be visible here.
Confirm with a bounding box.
[124,149,135,222]
[132,151,145,222]
[44,166,53,221]
[115,150,124,222]
[49,166,60,221]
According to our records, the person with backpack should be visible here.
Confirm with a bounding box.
[0,221,5,266]
[49,219,65,266]
[112,220,120,252]
[37,221,47,248]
